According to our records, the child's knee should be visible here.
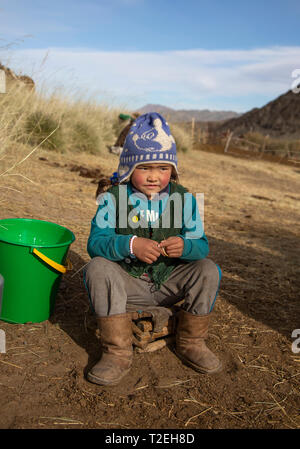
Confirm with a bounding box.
[85,256,112,281]
[194,259,221,282]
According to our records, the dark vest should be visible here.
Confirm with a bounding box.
[107,182,188,289]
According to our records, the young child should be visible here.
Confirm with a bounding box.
[84,112,222,386]
[108,112,140,155]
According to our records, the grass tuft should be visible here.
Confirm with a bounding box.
[25,111,63,151]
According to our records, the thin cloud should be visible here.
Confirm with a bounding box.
[4,46,300,111]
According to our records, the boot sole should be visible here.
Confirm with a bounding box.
[174,349,223,375]
[86,368,131,386]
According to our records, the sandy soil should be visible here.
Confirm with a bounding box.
[0,145,299,429]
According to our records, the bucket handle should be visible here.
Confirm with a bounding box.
[31,248,73,274]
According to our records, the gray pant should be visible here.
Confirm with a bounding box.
[84,257,221,317]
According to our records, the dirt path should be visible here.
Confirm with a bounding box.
[0,147,299,429]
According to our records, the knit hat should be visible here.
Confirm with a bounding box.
[117,112,178,183]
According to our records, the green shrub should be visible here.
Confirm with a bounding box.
[170,123,191,152]
[244,131,266,146]
[71,121,100,154]
[24,111,64,151]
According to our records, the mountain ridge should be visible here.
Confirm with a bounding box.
[213,88,300,138]
[135,104,241,122]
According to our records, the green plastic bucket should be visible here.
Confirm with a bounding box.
[0,218,75,324]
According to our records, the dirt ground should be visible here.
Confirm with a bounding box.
[0,145,299,429]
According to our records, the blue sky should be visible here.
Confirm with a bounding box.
[1,0,300,112]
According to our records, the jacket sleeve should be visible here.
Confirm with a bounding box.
[177,192,209,261]
[87,191,133,261]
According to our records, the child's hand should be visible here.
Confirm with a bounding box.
[132,237,162,264]
[158,237,184,258]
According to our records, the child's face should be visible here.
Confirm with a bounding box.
[130,163,173,198]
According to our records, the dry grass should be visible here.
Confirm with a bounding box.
[0,79,191,159]
[0,82,120,160]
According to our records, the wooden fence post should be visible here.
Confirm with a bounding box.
[261,134,269,154]
[191,117,195,149]
[224,131,233,153]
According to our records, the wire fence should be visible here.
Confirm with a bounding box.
[184,119,300,163]
[220,132,300,162]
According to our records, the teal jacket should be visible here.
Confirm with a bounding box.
[87,182,209,287]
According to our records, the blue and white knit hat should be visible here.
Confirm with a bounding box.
[117,112,178,183]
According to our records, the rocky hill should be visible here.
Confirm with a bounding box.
[135,104,240,122]
[0,62,35,91]
[213,88,300,139]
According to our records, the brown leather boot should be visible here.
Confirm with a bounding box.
[175,310,222,374]
[87,313,133,386]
